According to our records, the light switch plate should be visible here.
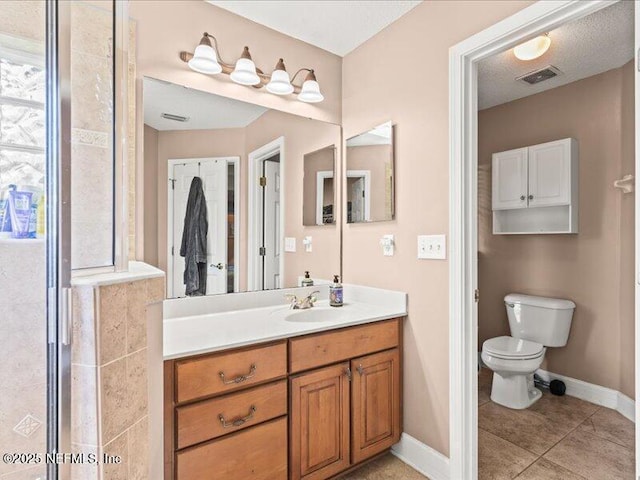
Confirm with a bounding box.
[418,234,446,260]
[284,237,296,252]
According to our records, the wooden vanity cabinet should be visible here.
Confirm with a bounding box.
[289,319,402,480]
[290,363,351,480]
[165,318,402,480]
[351,348,401,464]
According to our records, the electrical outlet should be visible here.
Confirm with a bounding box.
[380,235,394,256]
[303,236,312,253]
[418,234,446,260]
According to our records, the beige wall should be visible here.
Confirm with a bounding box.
[346,144,392,221]
[143,125,159,266]
[129,1,341,125]
[303,146,336,226]
[478,63,635,397]
[146,110,341,292]
[341,0,534,456]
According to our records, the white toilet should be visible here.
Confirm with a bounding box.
[481,293,575,409]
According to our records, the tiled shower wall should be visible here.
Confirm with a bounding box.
[70,3,138,268]
[71,275,164,480]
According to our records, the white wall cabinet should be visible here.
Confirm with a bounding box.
[492,138,578,234]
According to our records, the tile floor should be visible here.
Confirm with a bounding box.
[341,454,428,479]
[478,367,635,479]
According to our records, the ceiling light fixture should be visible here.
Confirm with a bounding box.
[513,34,551,61]
[180,32,324,103]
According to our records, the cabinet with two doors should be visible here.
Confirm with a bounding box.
[492,137,578,234]
[164,318,402,480]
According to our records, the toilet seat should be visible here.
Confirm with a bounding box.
[483,336,544,360]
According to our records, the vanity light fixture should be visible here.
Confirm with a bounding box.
[230,46,261,86]
[266,58,294,95]
[513,34,551,61]
[187,33,222,74]
[180,32,324,103]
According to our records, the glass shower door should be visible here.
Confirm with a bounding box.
[0,1,74,479]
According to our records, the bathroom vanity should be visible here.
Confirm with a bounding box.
[162,286,406,480]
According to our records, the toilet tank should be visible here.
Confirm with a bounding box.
[505,293,575,347]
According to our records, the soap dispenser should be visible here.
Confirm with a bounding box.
[301,271,314,287]
[329,275,343,307]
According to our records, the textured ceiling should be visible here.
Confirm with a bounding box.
[478,1,634,110]
[207,0,422,57]
[143,78,267,131]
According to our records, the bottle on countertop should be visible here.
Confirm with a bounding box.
[329,274,343,307]
[301,271,314,287]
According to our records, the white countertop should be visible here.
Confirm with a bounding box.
[163,285,407,360]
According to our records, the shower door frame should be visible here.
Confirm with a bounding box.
[45,1,72,479]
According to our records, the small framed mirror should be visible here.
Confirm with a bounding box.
[303,145,336,226]
[345,121,394,223]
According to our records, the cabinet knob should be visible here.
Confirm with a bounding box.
[520,195,525,201]
[528,195,534,200]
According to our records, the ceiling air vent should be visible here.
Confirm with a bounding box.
[516,65,562,85]
[161,112,189,122]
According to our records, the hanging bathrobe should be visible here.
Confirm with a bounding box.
[180,177,208,296]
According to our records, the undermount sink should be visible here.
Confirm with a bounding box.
[284,306,351,323]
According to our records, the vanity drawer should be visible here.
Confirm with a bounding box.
[176,380,287,449]
[176,417,288,480]
[175,341,287,403]
[289,318,400,373]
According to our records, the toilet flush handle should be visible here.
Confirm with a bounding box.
[505,302,515,308]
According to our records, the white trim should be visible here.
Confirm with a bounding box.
[166,156,240,298]
[316,170,334,225]
[448,1,623,478]
[535,369,635,423]
[346,169,371,222]
[248,137,285,291]
[391,433,450,480]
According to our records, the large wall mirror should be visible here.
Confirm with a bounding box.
[142,78,341,298]
[345,121,395,223]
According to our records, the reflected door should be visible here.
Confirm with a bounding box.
[261,158,280,289]
[171,159,228,297]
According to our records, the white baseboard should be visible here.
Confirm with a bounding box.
[536,369,635,423]
[392,433,450,480]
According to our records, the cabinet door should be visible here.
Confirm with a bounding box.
[290,363,351,480]
[528,139,572,207]
[351,349,401,464]
[492,147,528,210]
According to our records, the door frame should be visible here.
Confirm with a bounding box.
[248,136,285,291]
[448,1,632,478]
[166,156,240,297]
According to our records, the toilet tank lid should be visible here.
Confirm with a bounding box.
[504,293,575,310]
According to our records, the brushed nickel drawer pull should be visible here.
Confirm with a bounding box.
[357,364,364,376]
[219,364,257,385]
[218,405,256,428]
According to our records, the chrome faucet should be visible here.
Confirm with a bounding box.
[285,291,320,310]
